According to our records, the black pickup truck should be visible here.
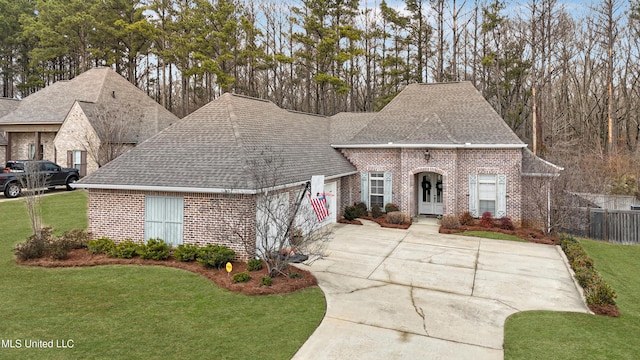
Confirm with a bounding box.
[0,160,80,198]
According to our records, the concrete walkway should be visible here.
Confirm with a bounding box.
[293,218,590,359]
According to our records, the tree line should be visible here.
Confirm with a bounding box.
[2,0,640,194]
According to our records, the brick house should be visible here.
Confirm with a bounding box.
[0,98,20,163]
[75,82,560,258]
[0,68,178,175]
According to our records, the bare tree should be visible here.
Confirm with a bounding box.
[15,162,48,237]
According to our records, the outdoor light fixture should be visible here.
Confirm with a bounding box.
[424,149,431,161]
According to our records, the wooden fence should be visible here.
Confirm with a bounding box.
[560,207,640,244]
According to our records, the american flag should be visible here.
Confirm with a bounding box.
[309,194,329,221]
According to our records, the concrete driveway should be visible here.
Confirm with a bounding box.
[293,218,590,359]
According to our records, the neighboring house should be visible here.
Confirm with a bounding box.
[0,98,20,165]
[75,82,561,259]
[0,68,178,176]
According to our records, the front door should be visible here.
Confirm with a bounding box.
[418,172,443,215]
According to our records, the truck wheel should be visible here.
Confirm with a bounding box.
[66,176,78,191]
[4,182,21,198]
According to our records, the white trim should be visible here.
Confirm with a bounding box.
[73,170,359,195]
[332,143,527,149]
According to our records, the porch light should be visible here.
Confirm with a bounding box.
[424,149,431,161]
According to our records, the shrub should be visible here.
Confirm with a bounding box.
[88,237,115,255]
[343,205,360,221]
[440,215,461,230]
[139,238,171,260]
[386,211,409,225]
[14,227,53,260]
[371,204,383,218]
[48,238,77,260]
[247,259,263,271]
[197,244,236,268]
[499,217,515,230]
[232,272,251,283]
[355,202,367,216]
[479,212,494,228]
[59,229,91,249]
[574,267,600,288]
[459,211,474,226]
[385,203,400,213]
[261,276,273,287]
[289,271,302,279]
[585,279,617,307]
[111,239,142,259]
[173,244,199,262]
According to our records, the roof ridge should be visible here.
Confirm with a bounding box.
[226,100,251,178]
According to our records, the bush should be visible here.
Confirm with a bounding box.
[499,217,515,230]
[386,211,409,225]
[197,244,236,268]
[371,204,383,218]
[479,212,494,228]
[139,238,171,260]
[88,237,115,255]
[574,267,600,288]
[343,205,360,221]
[59,229,91,249]
[585,279,617,307]
[247,259,263,271]
[459,211,474,226]
[232,272,251,283]
[261,276,273,287]
[289,272,302,279]
[440,215,461,230]
[355,202,367,216]
[48,238,77,260]
[14,227,53,260]
[173,244,199,262]
[111,239,142,259]
[385,203,400,213]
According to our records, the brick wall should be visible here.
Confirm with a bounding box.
[54,103,101,174]
[10,132,56,161]
[340,147,523,223]
[521,175,552,230]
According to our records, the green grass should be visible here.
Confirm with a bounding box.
[459,230,526,242]
[0,192,325,359]
[504,239,640,359]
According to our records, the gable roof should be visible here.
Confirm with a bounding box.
[331,82,525,148]
[0,98,19,118]
[521,148,563,176]
[76,93,357,193]
[0,68,178,131]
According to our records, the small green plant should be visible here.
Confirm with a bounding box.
[88,237,115,255]
[261,276,272,287]
[111,239,142,259]
[173,244,200,262]
[440,215,461,230]
[585,278,617,307]
[355,202,367,216]
[197,244,236,268]
[371,204,383,218]
[139,238,171,260]
[247,259,263,271]
[288,272,302,279]
[459,211,474,226]
[384,203,399,213]
[479,212,494,228]
[343,205,360,221]
[14,227,53,260]
[232,272,251,283]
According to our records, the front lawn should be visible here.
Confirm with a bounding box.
[0,192,325,359]
[504,239,640,359]
[458,230,525,242]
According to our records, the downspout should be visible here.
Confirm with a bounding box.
[547,181,551,234]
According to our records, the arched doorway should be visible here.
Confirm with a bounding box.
[417,172,443,215]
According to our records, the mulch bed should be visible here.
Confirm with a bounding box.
[338,216,411,229]
[439,225,558,245]
[17,249,317,296]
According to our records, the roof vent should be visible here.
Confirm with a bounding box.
[112,91,116,98]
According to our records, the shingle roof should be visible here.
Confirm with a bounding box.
[77,94,357,191]
[521,148,563,176]
[332,82,524,146]
[0,132,6,146]
[0,98,19,118]
[0,68,178,131]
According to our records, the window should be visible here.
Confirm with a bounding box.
[478,175,496,215]
[28,144,43,160]
[360,171,393,210]
[144,196,184,246]
[369,172,384,209]
[67,150,87,176]
[469,174,507,218]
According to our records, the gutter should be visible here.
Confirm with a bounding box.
[332,143,527,149]
[72,170,358,195]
